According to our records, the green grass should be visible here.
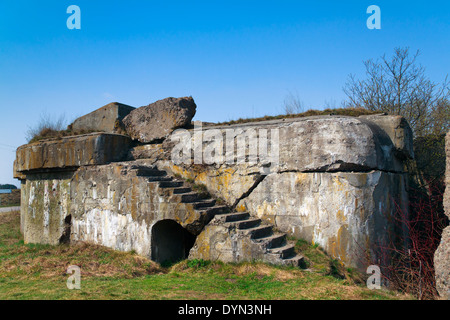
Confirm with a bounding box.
[0,211,413,300]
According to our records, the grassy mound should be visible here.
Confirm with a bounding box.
[0,211,412,300]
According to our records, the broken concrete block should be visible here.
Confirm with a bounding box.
[71,102,135,134]
[123,96,197,143]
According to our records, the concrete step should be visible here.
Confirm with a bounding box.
[158,180,184,188]
[239,225,273,239]
[148,176,173,182]
[227,218,261,230]
[192,199,216,209]
[254,233,287,249]
[134,168,167,177]
[216,212,250,223]
[178,192,200,203]
[198,206,231,220]
[172,187,192,194]
[268,243,296,259]
[281,254,308,268]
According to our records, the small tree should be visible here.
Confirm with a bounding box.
[343,47,449,137]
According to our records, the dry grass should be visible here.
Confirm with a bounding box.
[216,107,381,126]
[1,242,162,280]
[25,111,101,143]
[28,128,100,144]
[0,211,414,300]
[0,211,162,281]
[0,210,19,225]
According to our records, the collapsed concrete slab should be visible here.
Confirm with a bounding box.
[70,102,135,135]
[123,96,197,143]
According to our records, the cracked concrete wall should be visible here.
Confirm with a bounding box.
[236,171,408,270]
[154,115,411,202]
[153,115,412,270]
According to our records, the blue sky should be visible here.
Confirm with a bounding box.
[0,0,449,186]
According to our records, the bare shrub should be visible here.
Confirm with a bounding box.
[367,181,447,299]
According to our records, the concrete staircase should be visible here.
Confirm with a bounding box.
[131,165,307,268]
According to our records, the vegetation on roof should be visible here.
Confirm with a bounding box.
[215,107,381,126]
[26,113,100,144]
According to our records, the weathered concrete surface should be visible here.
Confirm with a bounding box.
[434,131,450,299]
[71,102,135,134]
[162,115,409,173]
[20,160,211,257]
[20,172,73,245]
[154,115,412,270]
[13,160,26,180]
[153,115,411,209]
[159,161,262,207]
[235,171,408,270]
[189,220,274,264]
[69,161,210,258]
[15,133,132,173]
[123,97,196,143]
[128,144,166,162]
[189,214,306,267]
[359,114,414,160]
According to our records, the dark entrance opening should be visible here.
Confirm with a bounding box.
[151,219,196,266]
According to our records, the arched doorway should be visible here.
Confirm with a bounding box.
[151,219,196,265]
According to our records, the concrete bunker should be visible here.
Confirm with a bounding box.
[13,98,416,271]
[151,219,196,265]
